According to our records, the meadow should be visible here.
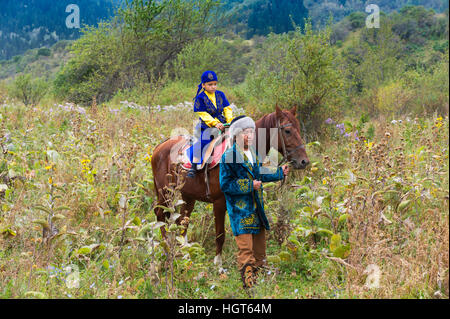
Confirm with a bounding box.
[0,89,448,299]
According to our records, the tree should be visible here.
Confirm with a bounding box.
[247,20,346,140]
[54,0,222,104]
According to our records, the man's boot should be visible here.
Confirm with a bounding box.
[240,263,255,289]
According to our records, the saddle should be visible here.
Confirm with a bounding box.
[178,131,231,171]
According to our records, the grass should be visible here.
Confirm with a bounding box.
[0,96,448,299]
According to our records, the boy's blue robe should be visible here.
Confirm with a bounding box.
[187,90,230,164]
[219,143,284,236]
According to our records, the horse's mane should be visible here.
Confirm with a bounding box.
[257,110,301,133]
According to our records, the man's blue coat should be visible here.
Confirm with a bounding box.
[219,143,284,236]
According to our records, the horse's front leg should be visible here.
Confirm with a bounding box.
[178,197,196,247]
[213,197,227,273]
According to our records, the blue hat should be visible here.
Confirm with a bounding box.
[194,71,218,99]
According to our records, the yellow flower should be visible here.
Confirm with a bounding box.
[322,178,328,185]
[45,164,53,170]
[144,154,152,163]
[48,177,53,185]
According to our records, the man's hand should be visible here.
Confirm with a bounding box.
[253,180,262,190]
[215,123,225,131]
[282,165,290,177]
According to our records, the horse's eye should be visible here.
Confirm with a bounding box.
[285,129,291,134]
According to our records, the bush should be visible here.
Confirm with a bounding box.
[246,20,346,140]
[37,48,51,57]
[9,74,49,106]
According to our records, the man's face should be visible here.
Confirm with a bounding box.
[242,128,255,148]
[202,81,217,94]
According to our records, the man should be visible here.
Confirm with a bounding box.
[219,115,289,288]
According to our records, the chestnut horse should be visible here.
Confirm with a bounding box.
[151,106,309,268]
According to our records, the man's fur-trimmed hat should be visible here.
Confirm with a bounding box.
[229,115,255,139]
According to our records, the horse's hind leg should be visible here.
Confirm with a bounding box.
[213,197,227,272]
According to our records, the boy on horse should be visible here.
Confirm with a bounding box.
[187,70,234,178]
[219,115,290,289]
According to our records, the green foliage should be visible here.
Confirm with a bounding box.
[54,0,222,105]
[247,20,345,140]
[37,48,51,57]
[174,36,253,85]
[9,73,48,106]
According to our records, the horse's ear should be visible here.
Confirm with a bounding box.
[275,104,282,118]
[290,106,297,116]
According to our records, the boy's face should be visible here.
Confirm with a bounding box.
[202,81,217,94]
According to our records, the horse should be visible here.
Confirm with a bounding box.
[150,105,309,269]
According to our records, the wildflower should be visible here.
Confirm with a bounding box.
[45,164,53,170]
[195,288,199,292]
[210,285,215,290]
[325,118,334,125]
[322,178,328,185]
[118,280,124,286]
[391,120,397,124]
[294,289,298,293]
[48,177,53,185]
[117,295,123,299]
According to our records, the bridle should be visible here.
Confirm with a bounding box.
[276,117,306,167]
[275,117,306,188]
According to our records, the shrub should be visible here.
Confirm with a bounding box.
[9,74,49,106]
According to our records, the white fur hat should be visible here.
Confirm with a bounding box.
[229,116,256,139]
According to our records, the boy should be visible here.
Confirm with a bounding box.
[187,70,234,178]
[219,115,289,288]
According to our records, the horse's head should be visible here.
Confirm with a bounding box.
[275,105,310,169]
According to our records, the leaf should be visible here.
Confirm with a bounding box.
[333,244,351,259]
[267,255,281,264]
[174,200,186,207]
[33,205,52,215]
[102,260,110,270]
[154,205,175,214]
[397,200,411,212]
[33,220,50,230]
[1,227,16,237]
[278,251,292,262]
[307,141,321,147]
[299,176,312,185]
[51,214,65,222]
[316,228,334,237]
[168,212,181,223]
[330,234,341,252]
[338,214,349,225]
[132,216,141,226]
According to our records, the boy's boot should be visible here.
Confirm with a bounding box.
[186,164,198,178]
